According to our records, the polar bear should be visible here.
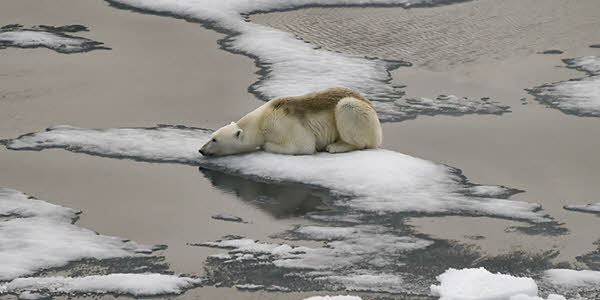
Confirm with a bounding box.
[199,87,382,156]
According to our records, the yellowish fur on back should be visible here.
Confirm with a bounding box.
[267,87,373,119]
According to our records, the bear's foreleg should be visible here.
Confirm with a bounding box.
[325,141,359,153]
[263,141,316,155]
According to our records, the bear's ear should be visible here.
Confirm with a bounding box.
[235,129,244,139]
[230,121,236,125]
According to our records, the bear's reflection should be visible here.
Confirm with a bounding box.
[198,167,331,218]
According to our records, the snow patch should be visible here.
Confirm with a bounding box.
[509,294,565,300]
[543,269,600,288]
[294,225,359,240]
[528,56,600,117]
[564,202,600,214]
[302,296,362,300]
[1,274,201,296]
[318,273,404,293]
[197,223,432,292]
[0,24,108,53]
[430,268,538,300]
[17,291,47,300]
[235,283,264,290]
[199,227,430,273]
[390,95,510,119]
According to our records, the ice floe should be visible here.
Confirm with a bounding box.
[378,95,510,121]
[196,224,572,294]
[0,188,202,297]
[16,291,47,300]
[4,126,565,294]
[317,273,404,293]
[528,56,600,117]
[508,294,565,300]
[3,125,549,222]
[0,24,108,54]
[302,296,362,300]
[0,274,201,297]
[430,268,539,300]
[201,225,431,260]
[198,227,429,293]
[543,269,600,288]
[212,214,247,223]
[234,283,264,290]
[105,0,506,122]
[564,202,600,214]
[0,188,154,280]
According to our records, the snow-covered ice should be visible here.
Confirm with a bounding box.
[3,125,563,294]
[0,274,201,296]
[0,188,201,297]
[430,268,539,300]
[3,125,550,222]
[528,56,600,117]
[380,95,510,121]
[105,0,507,122]
[509,294,565,300]
[0,24,108,53]
[234,283,264,290]
[294,225,359,240]
[200,234,421,293]
[564,202,600,214]
[212,214,247,223]
[0,188,153,280]
[302,296,362,300]
[16,291,47,300]
[543,269,600,288]
[317,273,405,293]
[4,125,564,293]
[199,226,431,288]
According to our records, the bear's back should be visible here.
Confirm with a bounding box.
[268,87,373,118]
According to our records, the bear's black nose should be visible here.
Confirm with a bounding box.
[199,149,212,157]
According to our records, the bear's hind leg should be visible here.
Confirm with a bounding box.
[326,141,358,153]
[334,97,383,150]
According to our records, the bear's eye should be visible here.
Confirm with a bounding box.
[212,138,217,143]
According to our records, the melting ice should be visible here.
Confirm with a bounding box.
[564,202,600,215]
[528,56,600,117]
[0,274,201,297]
[0,24,108,54]
[0,188,199,297]
[431,268,567,300]
[3,125,562,294]
[3,125,550,222]
[0,188,151,280]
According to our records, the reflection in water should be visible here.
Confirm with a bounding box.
[194,166,583,297]
[198,167,331,218]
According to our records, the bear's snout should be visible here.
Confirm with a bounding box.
[199,148,211,156]
[199,144,212,157]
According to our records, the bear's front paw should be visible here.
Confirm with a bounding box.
[326,144,340,153]
[326,142,358,153]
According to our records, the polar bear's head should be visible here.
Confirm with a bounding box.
[199,122,256,157]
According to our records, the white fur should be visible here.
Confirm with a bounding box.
[200,93,382,156]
